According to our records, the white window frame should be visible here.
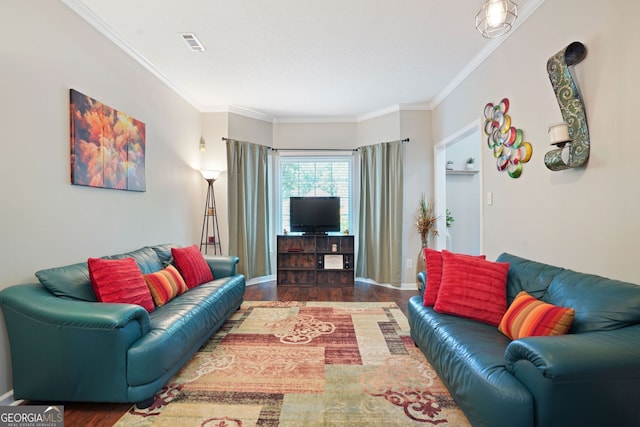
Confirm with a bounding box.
[274,153,356,238]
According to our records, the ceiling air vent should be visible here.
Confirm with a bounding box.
[181,33,205,52]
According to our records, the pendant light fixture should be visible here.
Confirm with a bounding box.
[475,0,518,38]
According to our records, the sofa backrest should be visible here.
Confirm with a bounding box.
[147,243,178,268]
[35,246,166,301]
[496,253,564,303]
[497,252,640,333]
[546,269,640,333]
[35,261,96,301]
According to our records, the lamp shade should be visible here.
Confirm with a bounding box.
[475,0,518,38]
[200,169,221,180]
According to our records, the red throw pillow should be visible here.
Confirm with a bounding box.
[422,248,443,306]
[171,245,213,288]
[88,257,155,312]
[499,291,575,340]
[433,251,509,326]
[423,249,485,307]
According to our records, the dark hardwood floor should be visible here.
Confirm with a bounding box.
[245,279,418,317]
[41,280,419,426]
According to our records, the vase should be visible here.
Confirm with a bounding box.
[415,237,427,290]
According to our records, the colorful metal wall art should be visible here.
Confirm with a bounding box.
[483,98,532,178]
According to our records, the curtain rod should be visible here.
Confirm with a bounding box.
[271,148,357,152]
[222,137,409,152]
[272,138,409,152]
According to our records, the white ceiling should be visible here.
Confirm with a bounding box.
[62,0,539,122]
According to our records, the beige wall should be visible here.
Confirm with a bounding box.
[357,111,402,146]
[273,122,358,150]
[0,1,203,396]
[200,112,229,254]
[400,111,434,284]
[432,0,639,283]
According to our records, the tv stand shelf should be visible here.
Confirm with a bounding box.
[277,235,354,286]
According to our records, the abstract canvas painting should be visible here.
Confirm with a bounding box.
[70,89,146,191]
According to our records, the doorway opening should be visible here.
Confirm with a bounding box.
[434,121,483,255]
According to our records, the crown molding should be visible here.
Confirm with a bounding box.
[274,116,359,124]
[61,0,204,111]
[202,105,275,123]
[275,102,432,124]
[357,105,401,122]
[356,103,432,123]
[63,0,544,122]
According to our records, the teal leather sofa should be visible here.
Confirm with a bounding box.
[0,244,245,407]
[408,253,640,427]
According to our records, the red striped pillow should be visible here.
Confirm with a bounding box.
[171,245,213,288]
[434,251,509,326]
[144,265,188,306]
[423,249,486,306]
[499,291,575,340]
[88,257,154,312]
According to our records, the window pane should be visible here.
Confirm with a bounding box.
[279,157,352,234]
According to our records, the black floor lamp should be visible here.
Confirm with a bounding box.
[200,170,222,254]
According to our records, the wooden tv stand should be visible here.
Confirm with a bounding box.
[276,235,354,286]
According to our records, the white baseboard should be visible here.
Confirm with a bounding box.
[246,275,276,286]
[358,277,419,291]
[247,275,418,291]
[0,389,22,406]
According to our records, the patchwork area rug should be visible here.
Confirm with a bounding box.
[115,301,470,426]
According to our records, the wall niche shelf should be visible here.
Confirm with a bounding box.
[276,235,354,286]
[446,169,479,175]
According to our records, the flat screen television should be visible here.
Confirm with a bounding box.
[290,196,340,234]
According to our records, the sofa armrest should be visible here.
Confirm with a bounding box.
[0,284,150,402]
[505,327,640,379]
[204,255,240,279]
[0,283,150,332]
[504,326,640,426]
[417,271,426,295]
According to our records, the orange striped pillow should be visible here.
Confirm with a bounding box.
[144,265,188,306]
[499,291,575,340]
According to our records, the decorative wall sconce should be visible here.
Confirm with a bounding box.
[548,123,571,148]
[199,136,206,152]
[544,42,589,171]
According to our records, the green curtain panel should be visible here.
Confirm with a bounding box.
[226,139,272,279]
[357,140,404,286]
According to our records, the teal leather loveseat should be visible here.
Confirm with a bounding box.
[0,244,245,407]
[408,253,640,427]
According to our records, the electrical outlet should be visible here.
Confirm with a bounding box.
[407,259,413,269]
